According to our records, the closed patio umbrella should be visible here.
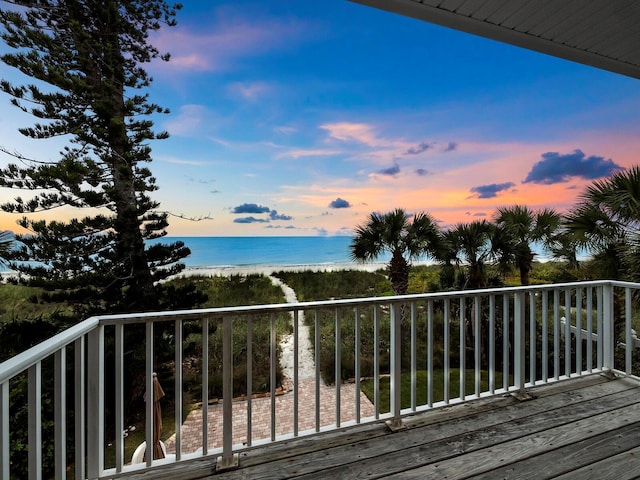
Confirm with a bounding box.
[143,373,166,461]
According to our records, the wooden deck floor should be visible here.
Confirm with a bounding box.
[127,373,640,480]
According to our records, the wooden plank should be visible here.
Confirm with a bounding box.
[553,445,640,480]
[213,381,640,479]
[380,404,640,480]
[238,375,624,470]
[467,422,640,480]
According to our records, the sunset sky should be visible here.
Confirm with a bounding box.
[1,0,639,237]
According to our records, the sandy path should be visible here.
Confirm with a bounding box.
[269,276,317,381]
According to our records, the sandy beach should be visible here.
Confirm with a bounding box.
[171,261,392,278]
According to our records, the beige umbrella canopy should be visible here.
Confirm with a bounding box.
[143,373,166,461]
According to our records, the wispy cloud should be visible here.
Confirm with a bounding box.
[275,148,344,159]
[320,122,390,148]
[444,142,457,152]
[228,81,270,101]
[523,149,623,184]
[404,141,433,155]
[152,10,311,73]
[163,104,211,137]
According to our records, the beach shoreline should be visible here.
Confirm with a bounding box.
[172,261,391,278]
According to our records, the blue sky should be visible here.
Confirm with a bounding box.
[1,0,639,236]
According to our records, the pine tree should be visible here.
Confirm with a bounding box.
[0,1,191,314]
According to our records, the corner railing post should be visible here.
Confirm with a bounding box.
[387,302,405,431]
[0,381,8,480]
[87,325,104,480]
[217,315,238,471]
[513,292,527,398]
[602,283,615,372]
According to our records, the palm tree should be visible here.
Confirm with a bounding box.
[564,166,640,342]
[565,166,640,281]
[350,209,440,295]
[494,205,560,285]
[444,220,496,289]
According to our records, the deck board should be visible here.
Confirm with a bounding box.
[121,374,640,480]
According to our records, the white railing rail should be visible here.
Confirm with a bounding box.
[1,280,640,479]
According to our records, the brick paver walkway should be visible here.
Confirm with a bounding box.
[164,377,375,454]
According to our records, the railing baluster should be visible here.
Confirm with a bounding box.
[459,297,465,401]
[576,288,583,374]
[74,336,86,480]
[335,307,342,428]
[514,292,525,392]
[293,309,299,436]
[489,295,495,395]
[314,310,321,430]
[175,319,183,460]
[597,286,603,370]
[474,296,480,398]
[444,299,450,404]
[411,302,417,412]
[202,317,209,454]
[270,313,277,441]
[502,294,509,391]
[373,305,380,419]
[115,324,123,471]
[626,287,632,375]
[28,363,42,480]
[145,321,154,468]
[529,292,536,384]
[542,290,548,383]
[554,289,560,380]
[586,287,593,373]
[54,348,66,480]
[246,315,253,446]
[427,300,434,407]
[564,288,571,377]
[0,381,8,480]
[355,306,361,422]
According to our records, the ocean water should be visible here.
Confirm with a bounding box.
[153,236,384,268]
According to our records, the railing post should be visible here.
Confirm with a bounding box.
[386,302,405,431]
[602,283,614,371]
[54,349,66,480]
[87,325,104,479]
[28,363,42,480]
[513,292,528,399]
[0,381,8,480]
[217,315,239,471]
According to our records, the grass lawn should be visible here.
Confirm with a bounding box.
[361,369,506,413]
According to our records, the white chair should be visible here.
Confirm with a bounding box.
[130,440,167,464]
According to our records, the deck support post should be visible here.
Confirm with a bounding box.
[386,302,406,431]
[217,315,239,471]
[602,283,615,372]
[87,325,104,480]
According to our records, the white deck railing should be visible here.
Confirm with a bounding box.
[1,280,640,479]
